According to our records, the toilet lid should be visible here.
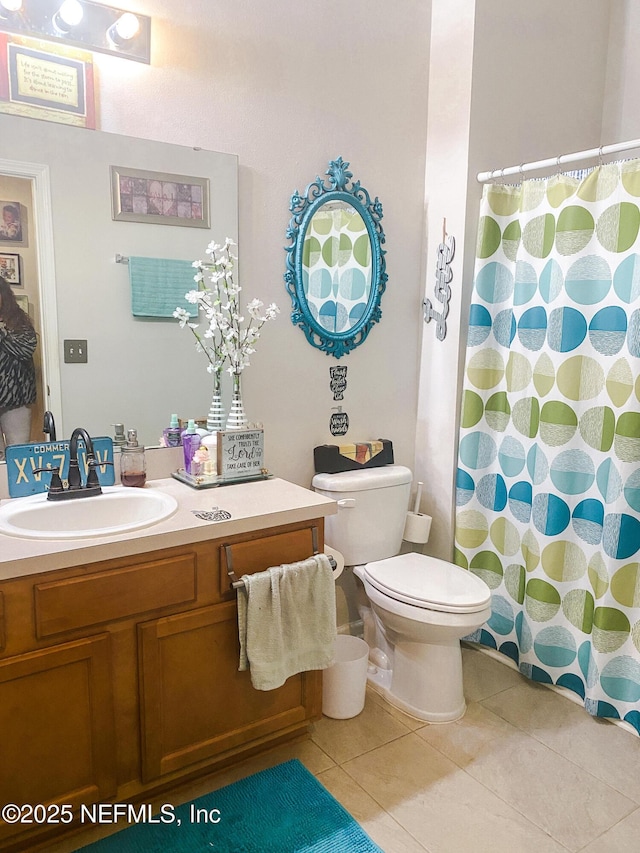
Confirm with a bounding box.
[363,552,491,613]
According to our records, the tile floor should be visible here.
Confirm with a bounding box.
[51,644,640,853]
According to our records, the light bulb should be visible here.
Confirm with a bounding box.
[0,0,23,12]
[57,0,84,28]
[113,12,140,41]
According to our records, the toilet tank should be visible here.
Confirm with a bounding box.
[312,465,412,565]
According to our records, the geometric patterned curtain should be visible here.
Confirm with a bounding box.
[455,163,640,732]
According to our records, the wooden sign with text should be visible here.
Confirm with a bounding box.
[216,429,265,482]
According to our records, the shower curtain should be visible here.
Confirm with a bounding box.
[456,161,640,731]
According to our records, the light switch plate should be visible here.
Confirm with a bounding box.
[64,339,88,363]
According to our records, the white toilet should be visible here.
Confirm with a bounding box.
[312,465,491,722]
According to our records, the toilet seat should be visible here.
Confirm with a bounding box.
[361,552,490,614]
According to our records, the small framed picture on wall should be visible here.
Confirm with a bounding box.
[0,202,23,243]
[0,252,21,286]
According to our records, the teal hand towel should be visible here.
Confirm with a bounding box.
[237,554,337,691]
[129,256,197,318]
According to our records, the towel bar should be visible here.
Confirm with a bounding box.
[224,536,337,591]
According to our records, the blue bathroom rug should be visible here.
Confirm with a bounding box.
[77,759,383,852]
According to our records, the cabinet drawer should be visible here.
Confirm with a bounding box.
[219,525,319,597]
[35,554,198,638]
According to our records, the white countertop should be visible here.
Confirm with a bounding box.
[0,477,337,580]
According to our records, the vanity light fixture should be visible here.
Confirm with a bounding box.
[107,10,139,44]
[0,0,24,15]
[53,0,84,32]
[0,0,151,63]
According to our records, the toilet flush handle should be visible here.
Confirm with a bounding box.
[337,498,356,508]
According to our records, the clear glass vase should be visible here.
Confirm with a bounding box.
[225,371,248,430]
[206,371,225,433]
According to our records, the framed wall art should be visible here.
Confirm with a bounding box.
[0,202,23,243]
[0,35,95,129]
[110,166,210,228]
[0,252,21,285]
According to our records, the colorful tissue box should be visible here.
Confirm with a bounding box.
[313,439,394,474]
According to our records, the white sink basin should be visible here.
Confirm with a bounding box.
[0,487,178,540]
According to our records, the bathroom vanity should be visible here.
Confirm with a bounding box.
[0,478,336,851]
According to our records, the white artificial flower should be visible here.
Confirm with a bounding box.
[247,298,264,319]
[265,303,280,320]
[176,238,279,376]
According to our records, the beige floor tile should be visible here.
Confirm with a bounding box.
[462,643,524,703]
[481,680,640,803]
[580,805,640,853]
[317,765,428,853]
[46,739,335,852]
[342,732,568,853]
[366,685,429,731]
[419,701,634,852]
[311,694,412,764]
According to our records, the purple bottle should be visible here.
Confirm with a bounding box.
[182,420,201,475]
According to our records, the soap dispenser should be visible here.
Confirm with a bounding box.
[120,428,146,488]
[112,423,126,448]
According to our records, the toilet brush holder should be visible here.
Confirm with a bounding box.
[403,511,432,544]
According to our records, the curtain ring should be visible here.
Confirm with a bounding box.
[598,145,604,167]
[519,163,525,183]
[556,154,564,176]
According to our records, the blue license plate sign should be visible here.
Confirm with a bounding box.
[5,437,115,498]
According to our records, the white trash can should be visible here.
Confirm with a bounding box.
[322,635,370,719]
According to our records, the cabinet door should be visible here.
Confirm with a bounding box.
[139,602,320,781]
[0,635,116,841]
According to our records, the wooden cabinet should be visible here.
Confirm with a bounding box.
[0,517,325,851]
[0,635,116,847]
[139,602,319,781]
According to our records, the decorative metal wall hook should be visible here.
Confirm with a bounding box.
[423,218,455,341]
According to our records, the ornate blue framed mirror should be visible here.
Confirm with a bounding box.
[284,157,387,358]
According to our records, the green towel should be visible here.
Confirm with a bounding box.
[129,256,197,318]
[237,554,337,691]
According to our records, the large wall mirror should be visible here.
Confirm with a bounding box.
[284,157,387,358]
[0,114,238,453]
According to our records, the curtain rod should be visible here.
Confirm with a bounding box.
[477,138,640,183]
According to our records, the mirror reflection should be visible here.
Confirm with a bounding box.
[303,201,372,335]
[0,114,238,452]
[0,275,38,461]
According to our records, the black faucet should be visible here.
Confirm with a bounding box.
[43,411,57,442]
[67,428,102,495]
[35,427,105,501]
